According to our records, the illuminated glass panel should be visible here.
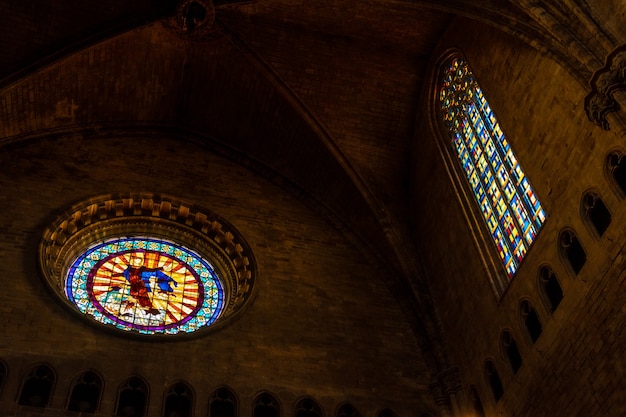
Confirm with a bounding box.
[66,237,224,335]
[439,56,546,278]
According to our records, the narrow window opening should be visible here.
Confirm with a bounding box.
[485,361,503,402]
[582,192,611,236]
[296,398,322,417]
[116,376,148,417]
[18,364,55,408]
[164,382,193,417]
[559,230,586,275]
[254,393,280,417]
[0,360,6,394]
[521,300,542,343]
[502,331,522,374]
[539,266,563,313]
[67,370,102,412]
[607,151,626,196]
[438,54,546,281]
[470,387,486,417]
[209,387,236,417]
[337,403,360,417]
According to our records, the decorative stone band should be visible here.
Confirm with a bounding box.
[38,193,257,337]
[585,45,626,130]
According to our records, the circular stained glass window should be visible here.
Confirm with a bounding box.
[66,237,224,335]
[39,194,256,338]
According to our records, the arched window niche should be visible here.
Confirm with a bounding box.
[38,193,257,339]
[581,190,611,237]
[67,370,103,413]
[435,50,546,296]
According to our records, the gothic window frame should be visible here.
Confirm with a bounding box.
[17,363,56,408]
[519,299,542,344]
[580,189,612,238]
[468,386,486,417]
[558,228,587,276]
[432,49,547,297]
[605,148,626,198]
[0,359,7,397]
[500,329,523,375]
[336,402,361,417]
[208,386,238,417]
[163,380,195,417]
[115,375,149,417]
[295,396,323,417]
[66,369,104,413]
[537,265,563,314]
[484,359,504,403]
[253,391,281,417]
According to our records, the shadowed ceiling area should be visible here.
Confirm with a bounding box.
[0,0,611,393]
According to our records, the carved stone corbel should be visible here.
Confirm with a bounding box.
[585,46,626,130]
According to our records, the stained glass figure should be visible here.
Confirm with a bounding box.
[65,237,224,335]
[439,55,546,278]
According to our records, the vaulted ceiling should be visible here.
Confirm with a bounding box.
[0,0,607,376]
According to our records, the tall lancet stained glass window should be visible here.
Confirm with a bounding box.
[439,56,546,278]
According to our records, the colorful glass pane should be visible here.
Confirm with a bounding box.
[439,56,546,278]
[66,237,224,335]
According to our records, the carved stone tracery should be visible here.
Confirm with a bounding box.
[39,193,257,337]
[585,45,626,130]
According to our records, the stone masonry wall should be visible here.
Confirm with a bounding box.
[412,16,626,416]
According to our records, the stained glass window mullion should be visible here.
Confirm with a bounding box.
[474,84,546,250]
[439,55,546,279]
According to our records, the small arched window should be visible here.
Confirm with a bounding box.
[520,300,542,343]
[470,387,486,417]
[606,150,626,196]
[253,392,280,417]
[296,397,322,417]
[485,360,504,402]
[67,370,103,412]
[501,330,522,374]
[18,364,55,408]
[209,387,237,417]
[116,376,148,417]
[336,403,360,417]
[581,191,611,237]
[438,53,546,286]
[163,381,194,417]
[377,409,397,417]
[538,266,563,313]
[0,360,6,395]
[559,229,586,275]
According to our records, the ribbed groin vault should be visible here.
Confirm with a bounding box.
[0,1,625,416]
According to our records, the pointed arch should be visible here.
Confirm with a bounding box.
[520,299,542,343]
[376,408,397,417]
[436,50,546,295]
[605,149,626,197]
[0,359,6,396]
[558,228,586,275]
[209,386,238,417]
[500,330,522,374]
[17,363,56,408]
[67,369,103,412]
[580,190,611,237]
[163,381,194,417]
[295,396,323,417]
[116,375,149,417]
[253,391,280,417]
[484,360,504,403]
[537,265,563,313]
[469,386,486,417]
[336,402,361,417]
